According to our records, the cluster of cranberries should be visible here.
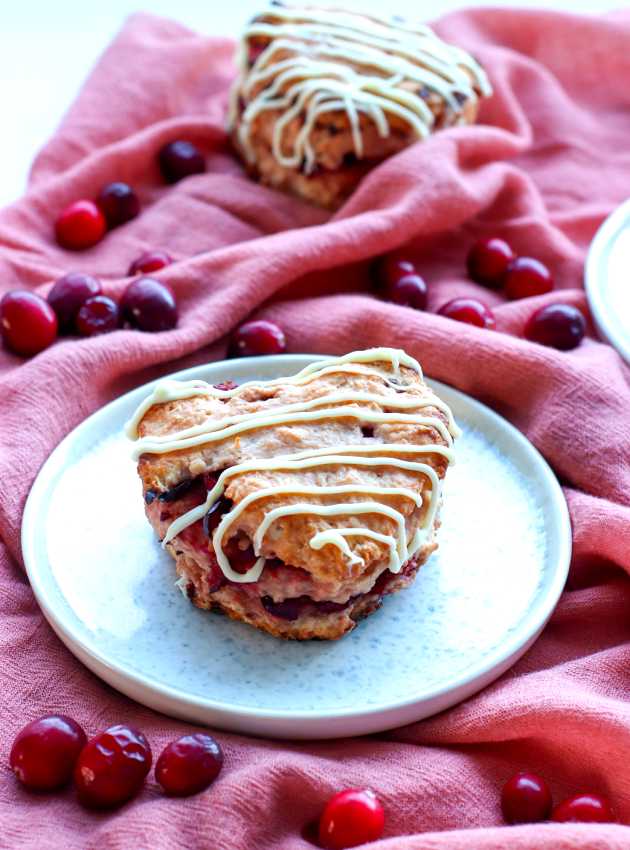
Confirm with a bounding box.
[55,140,206,252]
[309,771,616,849]
[376,237,586,351]
[501,771,614,826]
[9,716,617,842]
[10,714,223,809]
[0,264,177,356]
[0,272,288,359]
[308,770,616,848]
[0,132,294,361]
[0,138,207,358]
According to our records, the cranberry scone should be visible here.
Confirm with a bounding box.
[228,4,492,208]
[127,348,459,640]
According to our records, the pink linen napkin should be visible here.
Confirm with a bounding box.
[1,8,629,848]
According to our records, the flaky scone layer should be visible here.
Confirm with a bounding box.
[131,349,456,639]
[175,551,427,640]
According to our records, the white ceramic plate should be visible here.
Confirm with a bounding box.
[22,355,571,740]
[585,198,630,365]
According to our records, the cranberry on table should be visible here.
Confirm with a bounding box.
[552,793,614,823]
[230,320,286,357]
[128,249,173,276]
[155,733,223,796]
[318,788,385,850]
[158,140,206,184]
[438,297,496,330]
[524,303,585,351]
[0,291,58,356]
[375,254,417,290]
[467,237,515,288]
[76,296,120,337]
[96,182,140,228]
[501,771,552,824]
[55,200,106,250]
[385,274,428,311]
[47,272,102,331]
[74,724,152,809]
[504,257,553,300]
[10,714,87,791]
[121,277,178,332]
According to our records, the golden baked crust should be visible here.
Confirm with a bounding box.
[228,5,491,208]
[137,364,448,582]
[132,351,456,639]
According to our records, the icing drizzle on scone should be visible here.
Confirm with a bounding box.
[128,348,458,584]
[227,3,491,174]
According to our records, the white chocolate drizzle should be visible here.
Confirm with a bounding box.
[227,4,491,173]
[127,349,458,584]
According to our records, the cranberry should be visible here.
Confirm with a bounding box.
[438,297,496,329]
[203,496,231,538]
[261,595,306,621]
[524,303,585,350]
[74,724,152,809]
[96,182,140,228]
[552,793,614,823]
[205,559,227,594]
[318,788,385,850]
[230,320,286,357]
[467,237,515,288]
[76,295,120,336]
[247,41,267,67]
[158,140,206,184]
[10,714,86,791]
[55,200,106,250]
[155,733,223,796]
[120,277,178,332]
[1,291,58,356]
[501,772,552,824]
[224,541,258,574]
[202,471,220,491]
[128,249,173,276]
[47,272,102,332]
[375,255,416,290]
[504,257,553,300]
[385,274,428,311]
[213,380,238,391]
[159,480,194,503]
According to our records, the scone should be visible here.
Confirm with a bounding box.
[228,4,492,208]
[127,348,459,640]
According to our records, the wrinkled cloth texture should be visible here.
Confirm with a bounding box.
[1,7,630,849]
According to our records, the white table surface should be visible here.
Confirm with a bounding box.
[0,0,619,209]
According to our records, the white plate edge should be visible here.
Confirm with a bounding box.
[585,197,630,365]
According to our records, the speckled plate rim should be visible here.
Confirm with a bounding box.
[22,354,572,739]
[585,197,630,365]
